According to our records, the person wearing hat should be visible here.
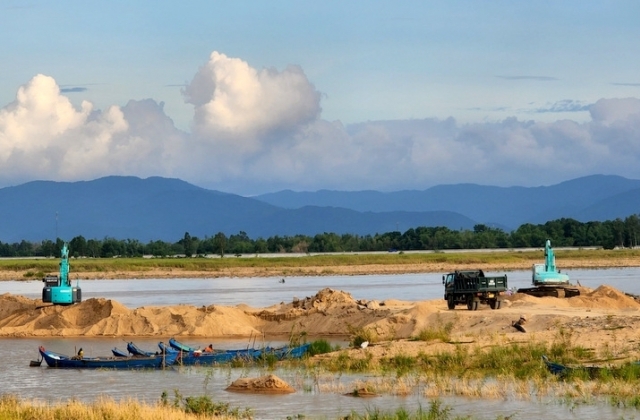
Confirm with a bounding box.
[512,315,527,333]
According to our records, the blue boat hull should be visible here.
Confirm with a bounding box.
[167,338,309,366]
[39,346,176,369]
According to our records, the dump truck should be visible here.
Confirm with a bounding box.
[443,270,507,310]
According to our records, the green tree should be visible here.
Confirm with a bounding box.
[181,232,194,257]
[86,239,102,257]
[227,231,254,254]
[69,236,88,257]
[214,232,227,257]
[146,240,172,257]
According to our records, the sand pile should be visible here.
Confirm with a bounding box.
[291,288,357,310]
[1,283,640,340]
[0,295,263,337]
[225,374,295,394]
[568,285,640,310]
[0,293,39,317]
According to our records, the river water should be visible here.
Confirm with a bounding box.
[2,267,639,308]
[1,268,640,419]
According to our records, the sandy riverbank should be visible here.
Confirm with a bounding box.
[2,281,640,365]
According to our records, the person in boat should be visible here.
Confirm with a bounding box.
[203,344,214,353]
[72,348,84,360]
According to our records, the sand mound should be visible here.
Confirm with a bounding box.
[60,298,131,328]
[0,294,263,337]
[291,288,357,310]
[344,388,378,397]
[1,283,639,339]
[568,285,640,310]
[225,374,295,394]
[0,293,39,316]
[506,285,640,311]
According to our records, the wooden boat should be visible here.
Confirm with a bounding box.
[168,338,309,365]
[111,347,129,358]
[169,337,261,357]
[542,355,570,375]
[168,337,258,357]
[127,341,158,357]
[542,355,606,378]
[169,337,195,352]
[271,343,311,360]
[166,338,259,366]
[38,346,177,369]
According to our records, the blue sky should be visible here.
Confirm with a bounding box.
[1,1,639,195]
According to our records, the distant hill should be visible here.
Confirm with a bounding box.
[576,187,640,221]
[255,175,640,229]
[3,174,637,243]
[0,176,475,242]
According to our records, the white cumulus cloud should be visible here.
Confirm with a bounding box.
[2,54,640,195]
[183,51,322,146]
[0,75,184,184]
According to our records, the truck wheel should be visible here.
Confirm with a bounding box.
[467,297,478,311]
[495,300,502,309]
[490,299,502,310]
[447,295,455,310]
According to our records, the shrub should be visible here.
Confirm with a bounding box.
[308,339,333,356]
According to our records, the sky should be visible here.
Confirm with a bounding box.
[1,1,640,196]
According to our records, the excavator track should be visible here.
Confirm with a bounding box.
[517,287,580,298]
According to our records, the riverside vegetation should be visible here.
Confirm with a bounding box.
[0,394,463,420]
[3,213,640,258]
[3,247,640,280]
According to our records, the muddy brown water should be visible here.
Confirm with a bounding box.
[2,269,640,418]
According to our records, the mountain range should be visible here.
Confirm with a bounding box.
[0,174,638,243]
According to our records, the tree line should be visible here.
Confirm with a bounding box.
[1,215,639,258]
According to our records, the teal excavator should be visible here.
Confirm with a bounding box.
[42,243,82,305]
[517,239,580,298]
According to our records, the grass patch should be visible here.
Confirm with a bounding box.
[0,393,249,420]
[308,339,334,356]
[344,399,463,420]
[348,326,378,348]
[414,322,454,343]
[162,390,251,418]
[22,270,44,279]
